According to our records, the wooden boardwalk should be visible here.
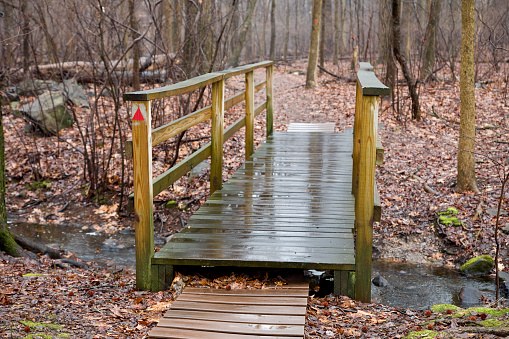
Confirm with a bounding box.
[148,284,308,339]
[153,130,356,273]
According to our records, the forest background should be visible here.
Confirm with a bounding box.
[1,0,509,337]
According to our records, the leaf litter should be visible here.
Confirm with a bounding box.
[2,60,509,337]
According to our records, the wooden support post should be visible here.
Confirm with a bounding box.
[352,81,362,196]
[266,64,274,137]
[334,270,355,298]
[245,70,255,159]
[131,101,154,291]
[210,78,224,194]
[355,94,378,303]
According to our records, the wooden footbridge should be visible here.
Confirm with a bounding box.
[124,62,388,338]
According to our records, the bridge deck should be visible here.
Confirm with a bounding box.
[153,129,356,272]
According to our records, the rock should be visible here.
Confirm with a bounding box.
[498,271,509,282]
[59,79,89,108]
[372,275,390,287]
[460,255,495,276]
[487,208,508,216]
[20,91,74,135]
[500,281,509,298]
[188,161,210,182]
[459,286,482,307]
[10,101,23,118]
[502,223,509,235]
[0,88,20,105]
[17,79,61,96]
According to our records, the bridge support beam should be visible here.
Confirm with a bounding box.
[334,270,355,299]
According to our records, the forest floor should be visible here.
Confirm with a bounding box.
[2,60,509,338]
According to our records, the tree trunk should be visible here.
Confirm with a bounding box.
[20,0,30,75]
[457,0,479,193]
[340,0,346,55]
[392,0,420,120]
[0,105,24,257]
[229,0,258,67]
[333,0,339,65]
[293,1,300,58]
[420,0,441,82]
[269,0,276,60]
[129,0,140,90]
[306,0,322,88]
[283,0,290,62]
[402,0,412,62]
[319,0,328,70]
[261,0,271,60]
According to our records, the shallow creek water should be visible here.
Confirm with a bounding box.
[9,222,496,310]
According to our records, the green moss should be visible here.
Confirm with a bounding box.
[438,207,458,216]
[438,215,461,226]
[26,180,51,191]
[467,307,509,317]
[0,229,21,255]
[165,200,178,209]
[479,319,509,327]
[24,334,53,339]
[57,334,71,338]
[20,321,62,331]
[404,330,440,338]
[460,255,495,275]
[431,304,461,313]
[22,273,43,277]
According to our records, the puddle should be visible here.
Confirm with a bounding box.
[7,223,497,310]
[372,259,496,310]
[8,222,139,268]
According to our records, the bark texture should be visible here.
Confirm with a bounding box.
[306,0,322,89]
[392,0,420,120]
[420,0,441,82]
[269,0,276,60]
[457,0,479,193]
[0,106,24,257]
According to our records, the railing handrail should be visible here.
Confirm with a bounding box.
[123,61,273,101]
[352,62,387,303]
[123,61,274,290]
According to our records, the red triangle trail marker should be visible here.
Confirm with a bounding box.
[132,107,145,121]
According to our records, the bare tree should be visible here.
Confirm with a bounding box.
[457,0,479,193]
[392,0,420,120]
[306,0,322,89]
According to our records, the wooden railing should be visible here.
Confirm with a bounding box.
[352,62,389,302]
[123,61,274,290]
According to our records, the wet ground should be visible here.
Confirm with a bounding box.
[8,222,496,310]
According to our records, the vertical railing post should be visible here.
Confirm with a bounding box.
[355,93,378,303]
[266,64,274,137]
[131,100,154,291]
[352,81,363,196]
[245,70,255,159]
[210,78,225,194]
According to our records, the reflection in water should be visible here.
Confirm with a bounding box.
[9,222,138,268]
[372,259,495,310]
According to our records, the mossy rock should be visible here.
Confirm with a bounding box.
[460,255,495,276]
[466,307,509,318]
[438,207,458,216]
[430,304,461,313]
[404,330,441,338]
[480,319,509,327]
[165,200,178,209]
[20,320,62,330]
[438,215,461,226]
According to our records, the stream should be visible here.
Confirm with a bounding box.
[9,222,496,310]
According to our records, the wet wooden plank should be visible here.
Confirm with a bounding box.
[163,310,305,325]
[149,327,302,339]
[287,123,335,133]
[155,131,360,272]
